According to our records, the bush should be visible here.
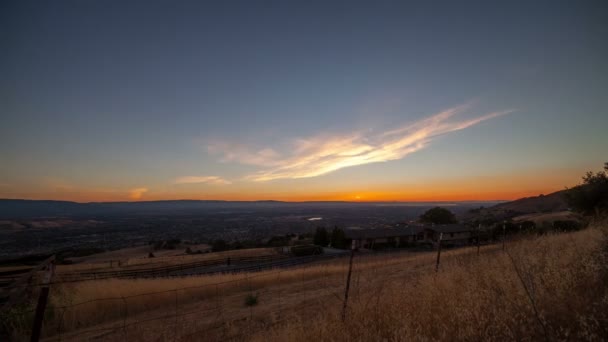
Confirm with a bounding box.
[330,227,347,249]
[267,236,289,247]
[553,220,581,232]
[211,239,229,252]
[313,227,329,246]
[244,294,258,307]
[565,163,608,216]
[420,207,457,224]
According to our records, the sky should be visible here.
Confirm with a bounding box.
[1,1,607,202]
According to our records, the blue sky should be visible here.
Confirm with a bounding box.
[1,1,607,201]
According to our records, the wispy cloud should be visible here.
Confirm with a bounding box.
[207,143,280,166]
[128,187,148,200]
[174,176,232,185]
[210,104,512,182]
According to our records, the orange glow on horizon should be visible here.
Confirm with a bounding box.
[1,187,565,203]
[0,165,587,203]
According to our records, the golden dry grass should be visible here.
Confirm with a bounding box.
[255,226,608,342]
[46,249,442,334]
[27,225,608,341]
[56,247,278,273]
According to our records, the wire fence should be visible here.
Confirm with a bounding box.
[3,241,505,341]
[42,256,354,341]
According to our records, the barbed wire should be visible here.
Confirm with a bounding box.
[0,251,355,291]
[4,241,514,341]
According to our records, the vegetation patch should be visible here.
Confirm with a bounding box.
[244,293,258,307]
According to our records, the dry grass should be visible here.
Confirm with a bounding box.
[28,225,608,341]
[57,247,278,273]
[46,249,443,334]
[256,226,608,342]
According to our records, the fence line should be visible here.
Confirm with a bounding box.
[4,238,518,341]
[43,248,428,341]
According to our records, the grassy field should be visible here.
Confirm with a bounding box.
[7,224,606,341]
[56,247,279,273]
[512,210,583,225]
[257,224,608,342]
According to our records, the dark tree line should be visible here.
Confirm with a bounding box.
[565,162,608,217]
[313,226,347,248]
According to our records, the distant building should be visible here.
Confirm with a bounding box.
[424,224,472,246]
[344,225,426,249]
[344,224,473,249]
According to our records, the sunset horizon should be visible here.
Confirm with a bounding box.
[2,2,607,341]
[3,2,606,205]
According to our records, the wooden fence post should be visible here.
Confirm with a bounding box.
[435,233,443,272]
[341,241,356,321]
[30,260,55,342]
[502,221,506,251]
[477,224,481,256]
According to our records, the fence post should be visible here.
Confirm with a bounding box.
[341,241,356,321]
[477,224,481,256]
[435,233,443,272]
[30,260,55,342]
[502,221,506,251]
[174,289,179,341]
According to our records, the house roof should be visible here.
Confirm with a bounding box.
[345,226,426,239]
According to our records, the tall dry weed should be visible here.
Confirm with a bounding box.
[256,228,608,341]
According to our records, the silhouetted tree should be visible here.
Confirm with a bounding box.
[565,163,608,216]
[330,227,346,249]
[267,235,289,247]
[313,227,329,246]
[420,207,457,224]
[211,239,229,252]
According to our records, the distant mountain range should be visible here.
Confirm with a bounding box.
[1,191,568,220]
[0,198,505,219]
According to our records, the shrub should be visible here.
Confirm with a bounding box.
[565,162,608,216]
[244,294,258,307]
[313,227,329,246]
[553,220,581,232]
[420,207,457,224]
[330,227,347,249]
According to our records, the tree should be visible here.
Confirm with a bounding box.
[420,207,457,224]
[267,235,289,247]
[565,163,608,216]
[330,227,346,249]
[313,227,329,246]
[211,239,229,252]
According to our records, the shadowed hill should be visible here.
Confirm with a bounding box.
[491,190,567,214]
[461,190,569,222]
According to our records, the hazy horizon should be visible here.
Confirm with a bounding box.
[0,197,509,204]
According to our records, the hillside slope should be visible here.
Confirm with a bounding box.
[461,190,569,222]
[15,226,606,341]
